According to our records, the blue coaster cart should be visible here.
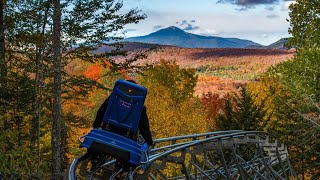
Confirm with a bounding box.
[68,79,149,179]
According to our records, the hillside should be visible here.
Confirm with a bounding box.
[124,26,260,48]
[121,46,294,96]
[94,42,169,53]
[93,42,294,96]
[267,38,289,49]
[247,38,290,49]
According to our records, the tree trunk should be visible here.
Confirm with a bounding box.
[52,0,62,179]
[0,0,8,134]
[31,0,51,174]
[0,0,7,106]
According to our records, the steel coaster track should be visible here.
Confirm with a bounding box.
[68,130,297,179]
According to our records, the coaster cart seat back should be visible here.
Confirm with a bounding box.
[80,79,148,166]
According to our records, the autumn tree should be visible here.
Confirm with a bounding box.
[247,78,297,138]
[139,60,208,138]
[0,0,62,176]
[138,60,208,177]
[200,92,225,129]
[140,60,197,103]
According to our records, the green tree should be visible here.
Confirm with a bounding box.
[286,0,320,103]
[287,0,320,53]
[263,0,320,178]
[216,87,269,131]
[216,95,235,130]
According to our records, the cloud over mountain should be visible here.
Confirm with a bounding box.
[218,0,279,6]
[153,25,164,31]
[176,20,200,31]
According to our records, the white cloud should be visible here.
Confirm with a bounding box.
[176,20,200,31]
[192,28,219,36]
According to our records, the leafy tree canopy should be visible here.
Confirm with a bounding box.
[139,60,208,138]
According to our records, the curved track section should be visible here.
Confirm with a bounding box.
[68,130,296,179]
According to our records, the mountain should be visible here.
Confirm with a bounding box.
[247,38,290,49]
[124,26,261,48]
[267,38,289,49]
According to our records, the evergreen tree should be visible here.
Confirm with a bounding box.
[216,95,235,130]
[216,87,269,131]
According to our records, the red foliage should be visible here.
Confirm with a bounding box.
[200,92,225,120]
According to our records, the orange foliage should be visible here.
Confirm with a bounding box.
[103,59,111,71]
[133,46,293,68]
[117,68,125,74]
[200,92,225,121]
[195,75,247,97]
[119,47,293,96]
[84,64,103,80]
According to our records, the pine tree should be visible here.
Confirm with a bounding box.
[216,87,269,131]
[216,95,235,130]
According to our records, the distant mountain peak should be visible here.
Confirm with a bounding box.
[124,26,261,48]
[166,26,182,30]
[153,26,186,36]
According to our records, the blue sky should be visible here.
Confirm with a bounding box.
[121,0,296,45]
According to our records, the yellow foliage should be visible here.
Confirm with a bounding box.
[139,61,208,139]
[248,77,293,130]
[0,112,34,173]
[65,126,91,162]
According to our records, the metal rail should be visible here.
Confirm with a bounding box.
[68,130,296,179]
[0,172,4,180]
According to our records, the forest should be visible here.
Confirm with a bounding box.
[0,0,319,179]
